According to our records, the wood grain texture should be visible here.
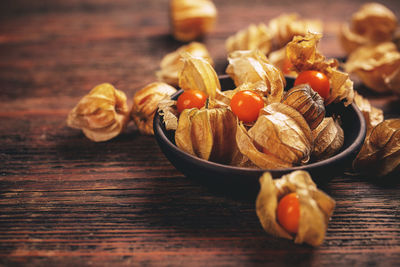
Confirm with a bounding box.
[1,0,400,266]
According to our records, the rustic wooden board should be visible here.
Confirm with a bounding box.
[1,0,399,266]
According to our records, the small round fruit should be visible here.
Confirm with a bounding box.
[230,90,264,123]
[277,192,300,234]
[176,89,207,113]
[294,70,330,100]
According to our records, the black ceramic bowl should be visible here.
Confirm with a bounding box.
[154,76,366,196]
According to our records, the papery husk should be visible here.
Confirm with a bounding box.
[156,42,214,86]
[179,53,220,99]
[339,23,369,55]
[268,13,323,50]
[175,107,240,164]
[236,123,291,169]
[255,103,313,164]
[283,84,325,130]
[351,3,397,43]
[339,3,397,54]
[312,117,344,160]
[236,103,313,168]
[67,83,130,142]
[345,42,400,94]
[158,99,179,131]
[170,0,217,42]
[286,32,354,106]
[226,23,273,55]
[353,119,400,177]
[268,47,297,77]
[225,14,322,56]
[131,82,177,135]
[353,92,384,133]
[256,171,335,246]
[225,50,285,102]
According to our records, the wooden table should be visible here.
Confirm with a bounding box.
[1,0,399,266]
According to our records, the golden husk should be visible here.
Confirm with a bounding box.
[157,99,179,131]
[225,50,285,103]
[236,103,313,168]
[286,32,354,106]
[156,42,214,87]
[170,0,217,42]
[353,92,384,132]
[283,84,325,130]
[175,107,239,164]
[67,83,130,142]
[179,53,220,99]
[351,3,397,42]
[312,117,344,160]
[268,13,323,50]
[225,13,322,55]
[339,2,398,54]
[131,82,177,135]
[268,47,297,77]
[226,23,273,55]
[344,42,400,94]
[256,171,335,246]
[353,119,400,177]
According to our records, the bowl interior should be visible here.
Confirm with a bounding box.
[154,76,366,197]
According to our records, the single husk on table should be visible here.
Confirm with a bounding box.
[344,42,400,94]
[67,83,130,142]
[353,119,400,177]
[256,170,335,246]
[339,2,398,54]
[170,0,217,42]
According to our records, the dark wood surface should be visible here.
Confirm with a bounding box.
[1,0,400,266]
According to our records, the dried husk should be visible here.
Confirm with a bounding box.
[268,47,297,77]
[131,82,177,135]
[286,32,354,106]
[235,123,291,169]
[344,42,400,94]
[256,171,335,246]
[179,53,220,99]
[268,13,323,50]
[353,119,400,177]
[351,3,397,43]
[67,83,130,142]
[283,84,325,130]
[170,0,217,42]
[353,92,384,132]
[175,107,239,164]
[225,50,285,102]
[339,23,369,55]
[339,3,398,54]
[156,42,214,87]
[312,117,344,160]
[226,23,273,55]
[157,99,179,131]
[236,103,313,168]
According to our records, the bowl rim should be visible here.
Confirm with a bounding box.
[153,77,367,175]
